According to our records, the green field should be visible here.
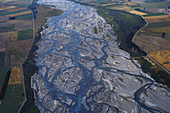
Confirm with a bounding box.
[0,84,24,113]
[15,13,32,20]
[17,29,33,40]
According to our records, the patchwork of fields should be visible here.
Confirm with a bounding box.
[0,0,33,112]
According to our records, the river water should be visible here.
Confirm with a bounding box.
[32,0,170,113]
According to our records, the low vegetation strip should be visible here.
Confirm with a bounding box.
[5,10,32,17]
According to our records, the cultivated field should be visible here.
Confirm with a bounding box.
[149,49,170,71]
[8,67,22,85]
[144,15,170,23]
[129,10,148,15]
[134,32,170,53]
[144,27,170,34]
[5,10,32,17]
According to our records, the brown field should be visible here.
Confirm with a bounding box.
[6,7,27,12]
[5,11,32,17]
[144,27,170,34]
[0,6,16,10]
[149,49,170,71]
[129,10,148,15]
[7,39,31,65]
[8,67,22,85]
[0,31,18,41]
[144,15,170,23]
[134,33,170,53]
[10,20,33,30]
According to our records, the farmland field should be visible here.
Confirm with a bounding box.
[144,26,170,33]
[17,29,33,40]
[129,10,148,15]
[8,67,22,85]
[0,84,24,113]
[15,13,32,20]
[149,49,170,71]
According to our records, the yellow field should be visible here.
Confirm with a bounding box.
[8,67,22,85]
[144,15,170,23]
[129,10,148,15]
[123,1,137,6]
[0,6,16,10]
[144,27,170,34]
[100,3,117,6]
[5,10,32,17]
[149,49,170,71]
[109,6,133,11]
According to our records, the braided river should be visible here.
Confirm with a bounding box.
[32,0,170,113]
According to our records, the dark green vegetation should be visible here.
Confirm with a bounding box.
[20,28,41,113]
[0,84,24,113]
[17,29,33,40]
[137,57,170,87]
[0,52,8,87]
[0,67,8,86]
[0,52,5,67]
[97,7,146,57]
[15,13,32,20]
[0,69,11,100]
